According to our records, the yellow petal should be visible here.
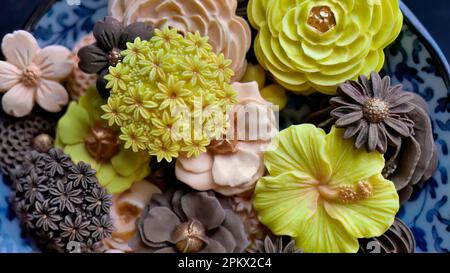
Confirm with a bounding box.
[294,204,359,253]
[265,124,332,181]
[324,174,399,238]
[325,126,385,186]
[254,171,319,237]
[64,143,99,170]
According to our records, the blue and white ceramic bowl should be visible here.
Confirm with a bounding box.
[0,0,449,253]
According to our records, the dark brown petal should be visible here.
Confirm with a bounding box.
[200,238,227,253]
[141,207,181,244]
[376,123,388,153]
[208,226,236,253]
[367,123,378,152]
[388,136,421,190]
[154,246,177,253]
[387,89,414,108]
[384,117,411,137]
[343,119,364,139]
[381,75,392,99]
[338,83,366,104]
[335,111,363,127]
[330,96,359,107]
[180,192,226,230]
[78,44,109,74]
[389,103,415,114]
[221,209,248,252]
[119,22,154,48]
[96,69,110,99]
[359,74,373,97]
[330,105,362,118]
[93,16,123,52]
[355,122,369,149]
[381,123,401,147]
[370,71,383,98]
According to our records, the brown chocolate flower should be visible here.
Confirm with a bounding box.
[331,72,415,153]
[383,94,438,203]
[131,188,248,253]
[359,218,415,253]
[77,17,154,98]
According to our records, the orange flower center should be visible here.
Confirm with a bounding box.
[318,181,373,203]
[21,66,40,87]
[84,123,121,163]
[307,6,336,33]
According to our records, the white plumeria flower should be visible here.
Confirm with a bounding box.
[0,30,73,117]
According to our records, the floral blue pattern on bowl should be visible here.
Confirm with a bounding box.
[0,0,449,252]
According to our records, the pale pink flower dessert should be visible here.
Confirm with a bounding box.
[108,0,252,81]
[0,31,73,117]
[175,81,278,196]
[103,180,161,253]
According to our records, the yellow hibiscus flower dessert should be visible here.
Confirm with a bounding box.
[248,0,403,94]
[101,27,237,163]
[56,87,151,194]
[253,124,399,253]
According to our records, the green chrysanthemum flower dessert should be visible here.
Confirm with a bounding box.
[102,27,237,162]
[56,87,151,194]
[248,0,403,94]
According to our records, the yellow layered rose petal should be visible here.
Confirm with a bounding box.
[248,0,403,93]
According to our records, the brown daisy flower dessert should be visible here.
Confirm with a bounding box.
[331,72,415,153]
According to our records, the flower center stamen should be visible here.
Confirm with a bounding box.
[363,98,390,123]
[108,49,122,66]
[307,6,336,33]
[84,123,121,163]
[21,67,40,87]
[318,181,373,203]
[172,220,206,253]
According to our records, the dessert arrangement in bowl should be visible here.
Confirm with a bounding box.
[0,0,449,253]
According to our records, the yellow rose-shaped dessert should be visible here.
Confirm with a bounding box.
[254,125,399,253]
[108,0,252,81]
[248,0,403,94]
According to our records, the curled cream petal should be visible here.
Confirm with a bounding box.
[178,152,213,173]
[34,45,74,80]
[1,30,39,69]
[0,61,21,92]
[175,160,216,191]
[35,79,69,113]
[1,83,35,117]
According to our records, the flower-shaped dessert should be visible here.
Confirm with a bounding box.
[254,124,399,253]
[102,27,237,163]
[131,188,248,253]
[78,17,154,98]
[219,191,270,252]
[175,82,277,195]
[0,112,55,176]
[56,87,151,194]
[248,0,403,94]
[67,33,97,99]
[330,72,415,153]
[0,30,73,117]
[103,180,161,252]
[108,0,251,81]
[359,218,415,253]
[253,236,303,253]
[11,148,113,253]
[383,93,437,203]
